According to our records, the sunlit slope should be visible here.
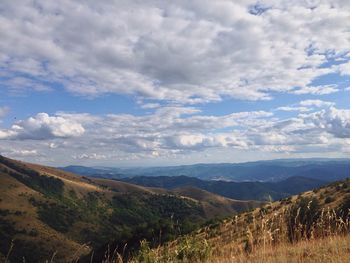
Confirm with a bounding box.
[0,155,260,263]
[133,177,350,262]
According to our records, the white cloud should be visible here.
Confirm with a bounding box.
[0,113,85,140]
[276,106,310,112]
[2,105,350,165]
[9,149,41,157]
[140,103,161,109]
[299,99,335,108]
[0,107,272,162]
[292,85,339,95]
[307,107,350,138]
[276,99,335,113]
[72,153,107,160]
[1,0,349,102]
[339,62,350,75]
[1,1,350,165]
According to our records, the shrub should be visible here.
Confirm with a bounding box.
[324,196,334,204]
[338,196,350,220]
[176,235,211,262]
[136,240,158,263]
[37,202,79,233]
[286,197,320,242]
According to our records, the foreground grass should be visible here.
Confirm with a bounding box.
[215,234,350,263]
[128,233,350,263]
[128,184,350,263]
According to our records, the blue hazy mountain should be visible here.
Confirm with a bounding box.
[61,158,350,182]
[120,175,327,201]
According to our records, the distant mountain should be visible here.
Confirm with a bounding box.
[121,175,327,201]
[61,158,350,182]
[0,155,259,263]
[60,165,125,178]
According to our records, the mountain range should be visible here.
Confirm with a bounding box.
[120,175,327,201]
[61,158,350,182]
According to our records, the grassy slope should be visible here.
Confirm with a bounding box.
[172,187,261,218]
[0,162,90,262]
[213,235,350,263]
[0,155,260,262]
[132,178,350,263]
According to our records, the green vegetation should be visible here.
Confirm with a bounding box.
[1,155,349,263]
[287,197,320,242]
[127,179,350,263]
[36,202,80,233]
[0,216,53,263]
[79,193,207,261]
[0,156,64,197]
[135,235,211,263]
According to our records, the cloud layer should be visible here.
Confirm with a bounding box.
[2,104,350,164]
[1,0,350,103]
[1,1,350,165]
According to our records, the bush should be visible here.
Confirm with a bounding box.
[136,240,158,263]
[324,196,334,204]
[176,235,211,262]
[37,202,79,233]
[286,197,320,242]
[337,197,350,220]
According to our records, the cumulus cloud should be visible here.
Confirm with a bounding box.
[1,0,349,102]
[2,105,350,165]
[0,107,272,162]
[0,113,85,140]
[1,1,350,165]
[308,107,350,138]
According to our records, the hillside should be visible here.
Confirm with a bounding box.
[61,159,350,182]
[131,177,350,262]
[121,175,327,201]
[172,187,261,219]
[0,155,259,263]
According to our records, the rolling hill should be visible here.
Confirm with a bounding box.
[61,159,350,182]
[0,155,260,263]
[121,175,327,201]
[129,177,350,262]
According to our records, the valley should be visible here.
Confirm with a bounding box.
[1,155,349,262]
[0,155,259,262]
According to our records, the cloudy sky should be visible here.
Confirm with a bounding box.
[1,0,350,166]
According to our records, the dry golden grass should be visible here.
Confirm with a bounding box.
[124,179,350,263]
[0,171,90,262]
[215,234,350,263]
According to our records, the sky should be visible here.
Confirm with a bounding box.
[1,0,350,167]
